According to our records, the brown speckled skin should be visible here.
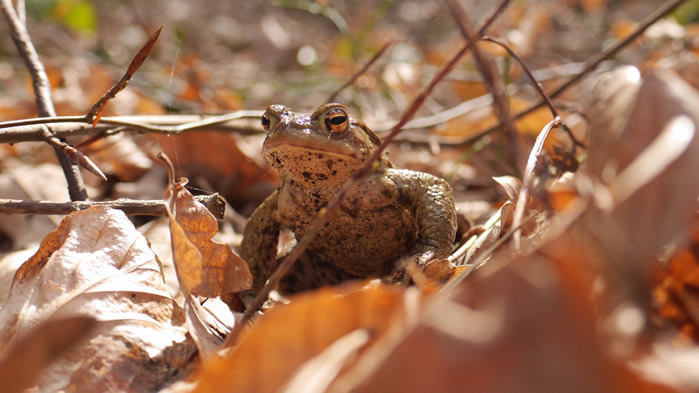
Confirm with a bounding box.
[240,103,457,295]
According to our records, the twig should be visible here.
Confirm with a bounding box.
[40,126,107,180]
[0,194,226,218]
[15,0,24,25]
[0,0,87,200]
[448,0,520,171]
[464,0,688,146]
[482,35,585,149]
[327,41,392,102]
[85,25,164,126]
[0,112,264,144]
[224,0,513,348]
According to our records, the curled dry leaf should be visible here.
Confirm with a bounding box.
[583,69,699,271]
[492,175,521,201]
[193,283,415,393]
[165,179,252,298]
[0,206,196,392]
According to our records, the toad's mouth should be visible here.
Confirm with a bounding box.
[263,139,363,161]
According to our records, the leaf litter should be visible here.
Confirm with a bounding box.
[0,1,698,392]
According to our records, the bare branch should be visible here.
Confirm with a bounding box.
[448,0,520,170]
[465,0,688,146]
[0,0,87,200]
[0,194,226,218]
[0,112,264,144]
[482,36,585,149]
[40,126,107,181]
[86,25,164,126]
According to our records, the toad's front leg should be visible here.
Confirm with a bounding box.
[389,169,457,280]
[239,190,281,294]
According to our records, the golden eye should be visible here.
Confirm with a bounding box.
[261,113,271,131]
[324,109,348,134]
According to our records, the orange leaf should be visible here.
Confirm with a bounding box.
[194,283,413,393]
[166,179,252,297]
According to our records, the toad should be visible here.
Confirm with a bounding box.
[240,103,457,297]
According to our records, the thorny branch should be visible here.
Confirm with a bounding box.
[224,0,513,347]
[0,0,87,200]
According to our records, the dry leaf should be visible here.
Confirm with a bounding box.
[165,179,252,297]
[0,316,96,393]
[79,133,152,181]
[336,247,672,393]
[152,132,276,206]
[193,283,414,393]
[584,69,699,270]
[0,206,196,392]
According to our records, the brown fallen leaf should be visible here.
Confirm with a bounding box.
[334,241,675,393]
[0,206,196,392]
[78,133,152,182]
[151,131,276,207]
[193,283,415,393]
[584,69,699,268]
[0,316,96,393]
[165,176,252,298]
[652,221,699,341]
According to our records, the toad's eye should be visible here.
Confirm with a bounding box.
[261,113,271,131]
[324,109,348,134]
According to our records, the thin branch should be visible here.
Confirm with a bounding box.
[224,0,513,347]
[0,194,226,218]
[448,0,520,170]
[0,199,171,215]
[0,112,264,144]
[0,0,87,201]
[483,36,558,118]
[327,41,392,102]
[15,0,24,25]
[482,35,585,149]
[465,0,688,146]
[86,25,163,126]
[40,126,107,180]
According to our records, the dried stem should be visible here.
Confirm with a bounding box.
[0,194,226,218]
[224,0,513,347]
[0,0,87,200]
[448,0,520,171]
[40,126,107,180]
[0,112,264,144]
[85,25,164,126]
[327,41,392,102]
[465,0,688,146]
[482,35,585,149]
